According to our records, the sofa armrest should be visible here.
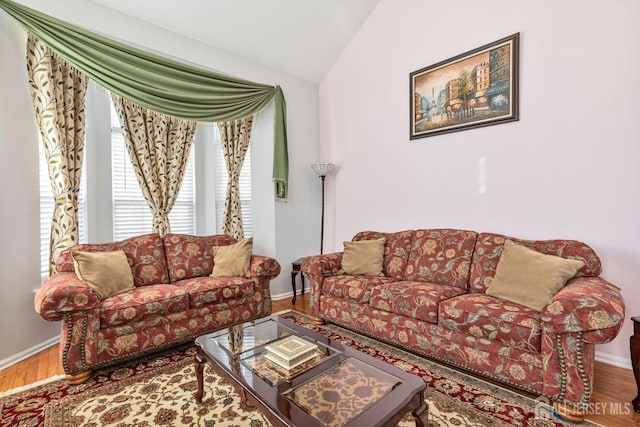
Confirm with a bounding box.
[301,252,343,277]
[541,276,625,343]
[249,255,281,278]
[301,252,343,313]
[34,272,100,321]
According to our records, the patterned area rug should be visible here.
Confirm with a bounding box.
[0,311,598,426]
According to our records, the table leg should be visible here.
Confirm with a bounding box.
[194,350,205,403]
[238,387,256,410]
[291,259,304,304]
[631,317,640,412]
[291,270,297,304]
[412,397,428,427]
[301,273,305,296]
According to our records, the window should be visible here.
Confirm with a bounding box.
[111,102,195,240]
[39,89,254,277]
[213,125,252,237]
[38,139,87,280]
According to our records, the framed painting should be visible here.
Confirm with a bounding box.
[410,33,519,140]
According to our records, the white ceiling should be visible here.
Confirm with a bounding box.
[90,0,380,83]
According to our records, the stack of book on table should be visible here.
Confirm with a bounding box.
[265,335,318,370]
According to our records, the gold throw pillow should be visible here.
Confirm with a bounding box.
[341,238,386,276]
[486,240,584,311]
[211,238,253,278]
[72,250,134,300]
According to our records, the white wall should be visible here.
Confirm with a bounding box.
[0,0,321,364]
[319,0,640,365]
[0,9,61,365]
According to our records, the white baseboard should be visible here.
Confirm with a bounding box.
[0,335,60,372]
[595,350,632,370]
[270,288,296,301]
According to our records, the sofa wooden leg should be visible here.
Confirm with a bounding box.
[553,401,585,423]
[66,370,92,385]
[313,316,326,325]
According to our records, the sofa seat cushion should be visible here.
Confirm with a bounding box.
[100,284,188,328]
[322,275,395,304]
[369,281,466,324]
[439,294,542,352]
[173,277,255,308]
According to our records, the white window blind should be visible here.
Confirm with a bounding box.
[213,125,252,237]
[111,102,195,241]
[39,139,87,280]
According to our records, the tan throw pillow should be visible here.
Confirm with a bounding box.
[72,250,134,300]
[486,240,584,311]
[211,238,253,278]
[341,238,386,276]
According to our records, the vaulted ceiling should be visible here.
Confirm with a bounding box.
[90,0,381,83]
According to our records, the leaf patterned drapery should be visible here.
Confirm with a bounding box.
[111,95,197,237]
[26,34,88,274]
[218,116,254,240]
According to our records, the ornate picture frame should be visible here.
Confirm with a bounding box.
[410,33,519,139]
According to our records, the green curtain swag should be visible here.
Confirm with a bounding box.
[0,0,288,199]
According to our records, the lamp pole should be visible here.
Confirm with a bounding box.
[320,174,326,254]
[311,162,335,254]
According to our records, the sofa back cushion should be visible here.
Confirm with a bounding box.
[352,230,415,279]
[469,232,602,293]
[164,233,238,282]
[403,229,478,289]
[56,233,169,287]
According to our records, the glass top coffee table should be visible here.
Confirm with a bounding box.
[194,315,427,427]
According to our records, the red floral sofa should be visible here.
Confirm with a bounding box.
[34,233,281,384]
[302,229,624,419]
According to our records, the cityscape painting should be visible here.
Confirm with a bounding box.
[410,33,519,139]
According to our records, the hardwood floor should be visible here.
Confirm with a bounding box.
[1,294,638,426]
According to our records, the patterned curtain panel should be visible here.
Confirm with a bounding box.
[218,116,254,240]
[26,34,88,273]
[111,95,197,236]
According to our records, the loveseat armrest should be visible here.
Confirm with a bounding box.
[249,255,281,278]
[541,276,625,343]
[34,272,100,322]
[301,252,343,313]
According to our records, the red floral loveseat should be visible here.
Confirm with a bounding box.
[34,233,281,384]
[302,229,624,419]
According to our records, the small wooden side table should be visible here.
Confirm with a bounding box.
[291,258,305,304]
[631,316,640,412]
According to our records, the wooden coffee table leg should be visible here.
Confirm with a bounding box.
[194,350,205,403]
[238,388,256,410]
[412,398,428,427]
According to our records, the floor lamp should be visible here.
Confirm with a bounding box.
[311,162,334,254]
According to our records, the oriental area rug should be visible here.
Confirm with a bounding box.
[0,311,599,427]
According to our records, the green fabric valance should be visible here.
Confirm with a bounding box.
[0,0,288,199]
